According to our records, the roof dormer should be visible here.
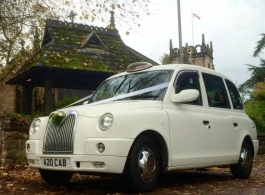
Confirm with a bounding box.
[41,28,53,47]
[81,32,109,54]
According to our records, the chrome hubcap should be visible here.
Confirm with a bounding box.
[240,147,252,170]
[138,147,156,183]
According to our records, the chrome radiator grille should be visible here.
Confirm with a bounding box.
[43,114,76,154]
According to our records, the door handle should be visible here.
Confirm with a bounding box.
[203,120,210,129]
[203,120,209,125]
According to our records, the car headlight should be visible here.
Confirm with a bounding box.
[30,119,41,134]
[99,113,113,131]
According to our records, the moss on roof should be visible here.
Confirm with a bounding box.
[33,19,158,73]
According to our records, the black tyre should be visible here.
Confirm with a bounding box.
[39,169,73,184]
[230,141,253,179]
[124,136,160,193]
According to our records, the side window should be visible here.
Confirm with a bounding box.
[202,73,231,109]
[225,79,243,109]
[174,71,202,105]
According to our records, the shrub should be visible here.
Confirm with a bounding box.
[0,111,44,128]
[244,100,265,135]
[55,95,79,109]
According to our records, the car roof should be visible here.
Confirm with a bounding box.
[107,63,233,83]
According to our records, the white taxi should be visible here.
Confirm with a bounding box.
[26,62,259,192]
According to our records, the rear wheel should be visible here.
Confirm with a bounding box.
[230,141,253,179]
[124,136,160,193]
[39,169,73,184]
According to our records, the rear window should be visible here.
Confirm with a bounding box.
[225,79,243,109]
[202,73,230,109]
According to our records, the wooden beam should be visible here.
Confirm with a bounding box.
[23,84,34,115]
[44,73,54,114]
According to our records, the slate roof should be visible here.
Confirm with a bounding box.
[19,19,158,74]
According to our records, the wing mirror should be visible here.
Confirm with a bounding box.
[170,89,199,103]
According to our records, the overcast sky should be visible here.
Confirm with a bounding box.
[115,0,265,85]
[73,0,265,85]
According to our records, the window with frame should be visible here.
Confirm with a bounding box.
[202,73,231,109]
[174,70,202,105]
[225,79,243,109]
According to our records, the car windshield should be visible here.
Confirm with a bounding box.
[89,70,173,103]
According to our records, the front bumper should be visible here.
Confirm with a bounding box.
[26,138,134,174]
[27,154,127,173]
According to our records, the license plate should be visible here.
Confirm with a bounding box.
[41,158,70,168]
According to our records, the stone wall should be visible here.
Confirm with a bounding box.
[0,117,28,166]
[0,82,16,113]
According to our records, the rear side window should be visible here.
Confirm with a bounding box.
[202,73,230,109]
[225,79,243,109]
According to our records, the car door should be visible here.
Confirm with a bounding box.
[224,79,246,158]
[201,73,239,163]
[166,70,213,167]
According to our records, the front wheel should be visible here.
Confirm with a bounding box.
[39,169,73,184]
[230,141,253,179]
[124,136,160,193]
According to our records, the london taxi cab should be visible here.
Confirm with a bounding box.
[26,62,259,192]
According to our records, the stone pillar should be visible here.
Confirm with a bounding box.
[0,117,12,165]
[0,117,29,166]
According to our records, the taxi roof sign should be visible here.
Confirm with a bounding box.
[126,62,153,72]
